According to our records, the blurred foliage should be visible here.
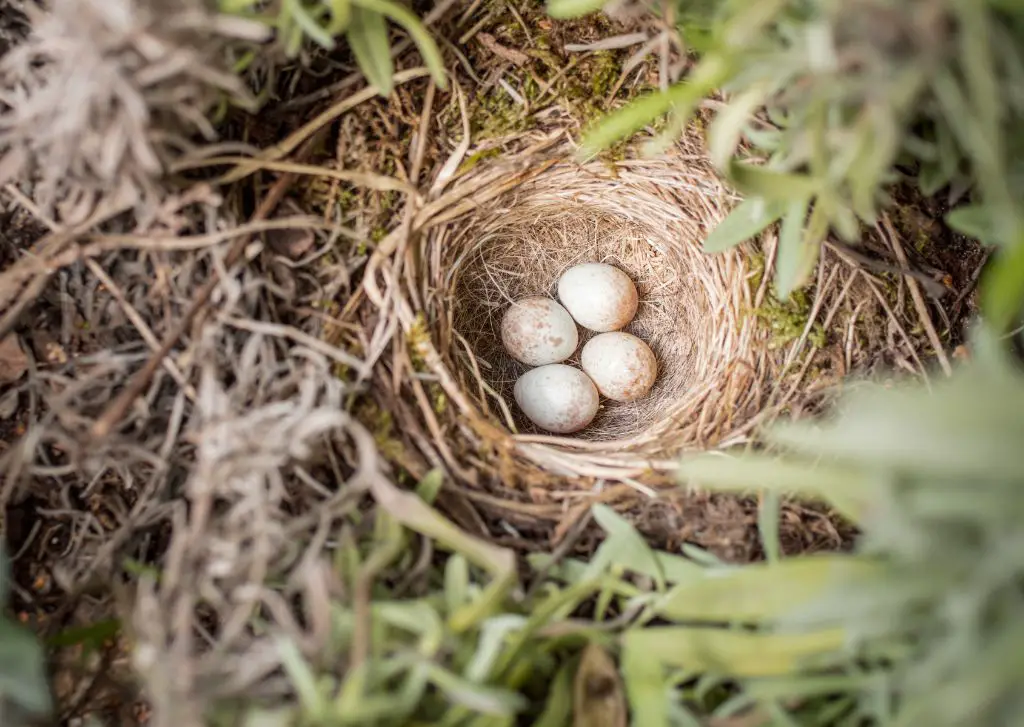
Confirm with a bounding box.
[218,334,1024,726]
[674,326,1024,726]
[556,0,1024,329]
[0,546,53,726]
[219,0,446,95]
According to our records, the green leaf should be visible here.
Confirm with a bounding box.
[981,238,1024,332]
[726,162,820,202]
[347,7,395,96]
[276,635,326,720]
[703,198,786,253]
[0,619,52,718]
[946,204,999,245]
[532,661,575,727]
[444,554,469,614]
[708,83,773,170]
[622,638,669,727]
[676,452,873,525]
[592,504,666,590]
[774,196,816,299]
[579,56,730,158]
[416,468,443,504]
[546,0,606,19]
[423,662,527,715]
[350,0,447,89]
[285,0,337,49]
[464,615,526,682]
[653,556,884,624]
[622,627,848,678]
[325,0,351,33]
[766,361,1024,482]
[759,489,781,564]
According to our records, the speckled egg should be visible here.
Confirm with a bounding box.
[501,297,579,366]
[580,332,657,402]
[557,262,638,332]
[514,364,600,434]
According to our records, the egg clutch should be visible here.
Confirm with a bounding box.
[500,262,657,434]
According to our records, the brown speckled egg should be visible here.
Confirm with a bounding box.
[514,364,599,433]
[501,297,579,366]
[557,262,638,332]
[580,332,657,402]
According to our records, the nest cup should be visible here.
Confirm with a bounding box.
[402,134,775,484]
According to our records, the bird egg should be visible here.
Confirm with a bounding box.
[501,297,579,366]
[557,262,638,332]
[513,364,599,434]
[580,332,657,402]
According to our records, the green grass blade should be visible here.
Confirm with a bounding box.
[347,7,395,96]
[531,661,575,727]
[325,0,351,33]
[653,555,884,624]
[285,0,336,49]
[351,0,447,89]
[592,504,666,590]
[623,627,848,677]
[677,452,873,525]
[622,637,670,727]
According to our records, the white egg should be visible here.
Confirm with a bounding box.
[514,364,599,434]
[580,332,657,402]
[557,262,638,332]
[501,297,579,366]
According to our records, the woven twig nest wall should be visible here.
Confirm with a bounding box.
[423,142,762,475]
[354,124,904,523]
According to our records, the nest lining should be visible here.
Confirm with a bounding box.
[403,137,776,481]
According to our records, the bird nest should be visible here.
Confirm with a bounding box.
[352,124,903,519]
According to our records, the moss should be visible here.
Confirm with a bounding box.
[470,85,536,140]
[457,147,502,175]
[406,313,431,372]
[429,384,447,416]
[355,401,405,462]
[750,287,828,349]
[746,250,767,293]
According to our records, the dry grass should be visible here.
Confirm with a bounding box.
[341,117,915,520]
[0,4,970,725]
[0,0,265,225]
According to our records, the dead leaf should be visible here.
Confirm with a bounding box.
[0,334,28,382]
[477,32,530,66]
[573,643,627,727]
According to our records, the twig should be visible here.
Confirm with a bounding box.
[878,217,952,376]
[84,259,197,400]
[89,139,317,439]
